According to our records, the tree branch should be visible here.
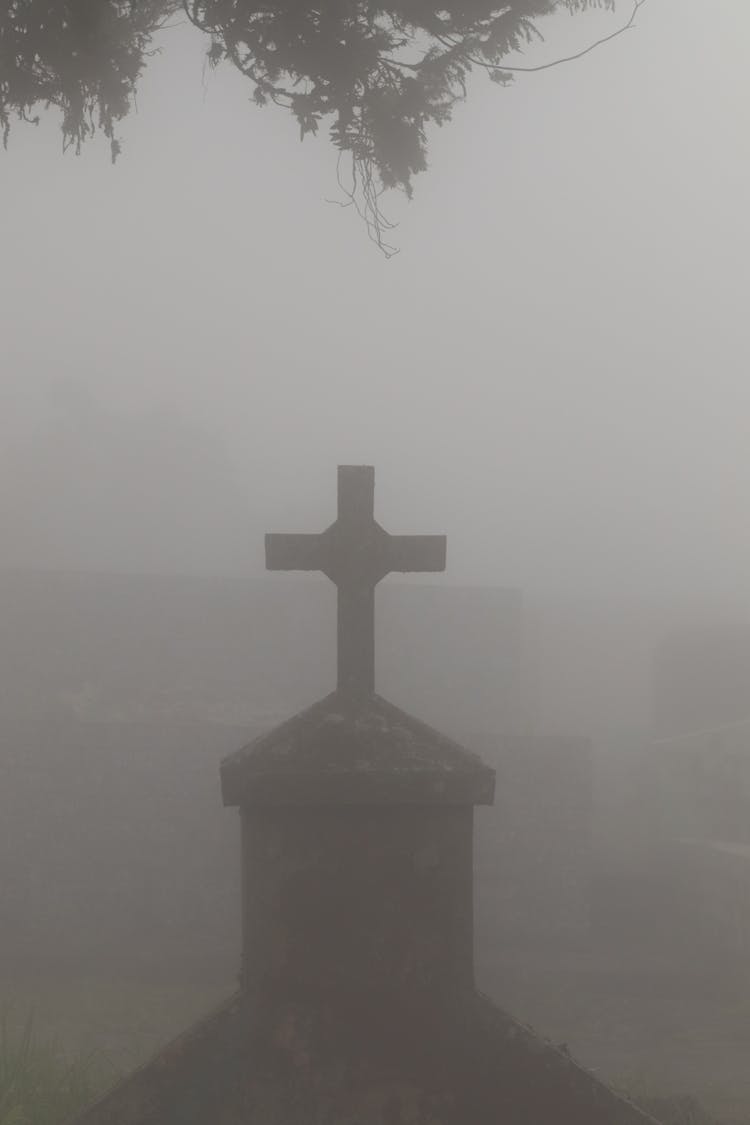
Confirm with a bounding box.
[473,0,649,77]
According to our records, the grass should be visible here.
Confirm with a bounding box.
[0,972,233,1125]
[1,971,233,1072]
[0,1012,109,1125]
[0,972,741,1125]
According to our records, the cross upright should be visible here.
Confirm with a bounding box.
[266,466,447,700]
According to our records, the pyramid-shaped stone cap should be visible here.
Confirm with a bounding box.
[221,693,495,807]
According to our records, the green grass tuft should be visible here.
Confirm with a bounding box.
[0,1012,109,1125]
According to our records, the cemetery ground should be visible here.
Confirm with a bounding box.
[4,938,750,1124]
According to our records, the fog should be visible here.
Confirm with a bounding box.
[1,1,748,605]
[3,2,750,1122]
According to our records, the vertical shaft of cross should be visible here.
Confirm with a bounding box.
[265,465,447,703]
[337,463,374,525]
[336,466,375,699]
[338,583,375,698]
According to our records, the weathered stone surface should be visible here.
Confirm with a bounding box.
[221,691,495,807]
[74,991,658,1125]
[241,804,476,1007]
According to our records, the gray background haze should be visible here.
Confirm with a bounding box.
[1,0,748,609]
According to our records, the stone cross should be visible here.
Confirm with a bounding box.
[266,465,446,699]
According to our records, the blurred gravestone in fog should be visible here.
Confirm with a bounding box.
[646,625,750,957]
[649,624,750,846]
[8,565,730,970]
[653,625,750,743]
[584,620,750,964]
[0,716,247,973]
[0,569,522,733]
[474,733,592,952]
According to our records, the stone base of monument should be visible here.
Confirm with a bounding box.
[74,987,655,1125]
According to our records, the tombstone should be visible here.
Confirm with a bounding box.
[643,626,750,956]
[73,466,654,1124]
[0,564,523,731]
[473,733,592,952]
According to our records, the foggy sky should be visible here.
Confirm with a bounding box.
[1,1,749,609]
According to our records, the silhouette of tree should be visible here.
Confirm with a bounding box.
[0,0,174,160]
[1,1,647,252]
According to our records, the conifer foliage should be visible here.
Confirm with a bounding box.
[0,0,172,161]
[1,1,642,250]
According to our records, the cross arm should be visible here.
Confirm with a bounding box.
[386,534,447,574]
[265,532,330,573]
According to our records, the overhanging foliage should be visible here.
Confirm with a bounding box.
[0,1,645,251]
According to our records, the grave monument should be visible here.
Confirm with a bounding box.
[74,466,653,1124]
